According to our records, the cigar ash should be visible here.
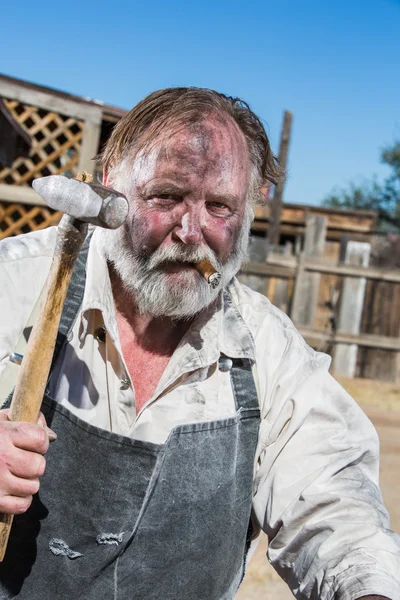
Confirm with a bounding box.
[195,260,221,289]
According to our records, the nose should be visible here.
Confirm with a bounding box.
[173,207,204,245]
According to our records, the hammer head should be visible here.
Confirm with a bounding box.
[32,175,128,229]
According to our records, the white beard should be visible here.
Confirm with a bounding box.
[98,209,252,319]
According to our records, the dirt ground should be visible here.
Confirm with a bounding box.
[235,376,400,599]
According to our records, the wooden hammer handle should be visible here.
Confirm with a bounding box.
[0,216,87,560]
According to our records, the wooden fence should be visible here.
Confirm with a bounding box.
[0,73,124,240]
[239,215,400,384]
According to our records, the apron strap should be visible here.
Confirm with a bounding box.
[230,358,260,413]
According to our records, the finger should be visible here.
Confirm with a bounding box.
[37,413,57,443]
[0,411,56,444]
[6,448,46,479]
[46,427,57,443]
[0,409,11,421]
[0,495,33,515]
[6,423,49,454]
[37,413,46,427]
[4,473,40,498]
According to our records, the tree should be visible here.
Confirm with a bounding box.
[323,140,400,231]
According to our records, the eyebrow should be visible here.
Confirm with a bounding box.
[143,180,242,206]
[143,181,190,196]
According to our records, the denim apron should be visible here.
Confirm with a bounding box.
[0,239,261,600]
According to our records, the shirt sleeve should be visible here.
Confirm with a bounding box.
[0,231,54,384]
[252,325,400,600]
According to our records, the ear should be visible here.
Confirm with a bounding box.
[103,170,110,186]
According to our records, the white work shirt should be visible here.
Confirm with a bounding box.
[1,227,400,600]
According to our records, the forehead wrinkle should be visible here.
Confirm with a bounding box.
[126,114,250,199]
[120,110,249,175]
[159,114,247,160]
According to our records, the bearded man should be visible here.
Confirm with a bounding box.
[0,88,399,600]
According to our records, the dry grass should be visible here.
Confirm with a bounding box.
[336,375,400,412]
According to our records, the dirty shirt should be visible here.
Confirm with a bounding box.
[0,227,400,600]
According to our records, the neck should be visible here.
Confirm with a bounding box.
[109,267,192,355]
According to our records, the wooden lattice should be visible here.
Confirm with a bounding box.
[0,200,61,240]
[0,99,84,187]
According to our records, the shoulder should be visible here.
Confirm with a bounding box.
[0,227,57,264]
[0,228,57,365]
[228,278,311,355]
[227,279,330,407]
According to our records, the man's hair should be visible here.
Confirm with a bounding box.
[98,87,282,205]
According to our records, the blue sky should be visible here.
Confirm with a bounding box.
[3,0,400,205]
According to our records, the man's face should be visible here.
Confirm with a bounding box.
[102,115,252,318]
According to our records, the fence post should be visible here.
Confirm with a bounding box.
[78,114,102,174]
[291,215,327,326]
[267,110,293,250]
[332,241,371,377]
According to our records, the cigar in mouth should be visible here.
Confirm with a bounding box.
[195,260,221,290]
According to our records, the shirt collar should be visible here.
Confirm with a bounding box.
[220,282,256,361]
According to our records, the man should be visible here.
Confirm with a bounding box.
[0,87,399,599]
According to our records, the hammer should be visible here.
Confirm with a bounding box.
[0,173,128,560]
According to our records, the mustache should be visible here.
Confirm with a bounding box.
[146,243,220,271]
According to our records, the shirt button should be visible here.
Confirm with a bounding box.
[218,357,233,372]
[120,377,131,390]
[94,325,106,343]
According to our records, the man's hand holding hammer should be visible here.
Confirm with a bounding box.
[0,410,55,515]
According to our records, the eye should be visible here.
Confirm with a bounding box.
[158,194,178,200]
[146,194,182,208]
[207,202,231,216]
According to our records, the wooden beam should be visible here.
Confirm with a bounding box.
[241,258,400,284]
[267,110,293,247]
[0,184,45,206]
[252,221,373,241]
[299,327,400,352]
[0,79,103,124]
[241,262,296,278]
[304,259,400,283]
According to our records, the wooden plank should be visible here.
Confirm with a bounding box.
[267,110,293,247]
[333,241,371,377]
[78,120,102,174]
[241,258,400,284]
[255,205,376,233]
[357,278,400,383]
[241,262,295,278]
[304,260,400,283]
[252,221,374,242]
[0,184,45,206]
[273,242,292,312]
[0,79,103,124]
[291,215,327,326]
[299,327,400,352]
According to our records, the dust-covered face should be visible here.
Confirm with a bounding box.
[101,115,253,318]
